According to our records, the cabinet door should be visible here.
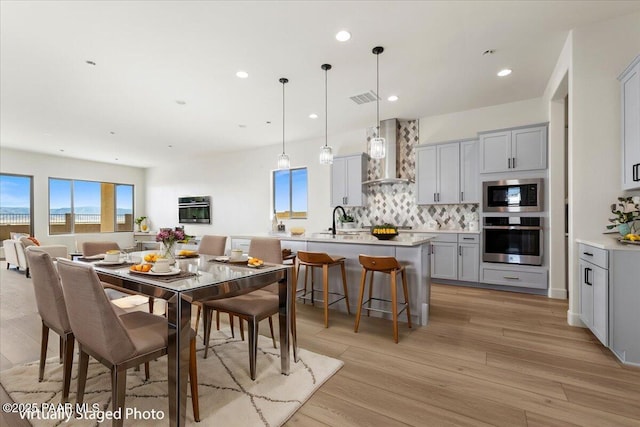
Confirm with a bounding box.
[330,157,347,207]
[591,264,608,346]
[579,259,593,330]
[458,243,479,282]
[621,60,640,190]
[479,131,511,173]
[344,155,364,207]
[416,146,438,204]
[437,143,460,204]
[431,242,458,280]
[460,140,479,203]
[512,126,547,171]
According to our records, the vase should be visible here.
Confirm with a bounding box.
[161,242,176,264]
[618,223,631,236]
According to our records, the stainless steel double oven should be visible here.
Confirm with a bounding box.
[482,178,544,266]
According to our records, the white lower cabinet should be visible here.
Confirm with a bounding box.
[458,240,479,282]
[578,244,609,346]
[430,233,479,282]
[480,264,548,289]
[431,239,458,280]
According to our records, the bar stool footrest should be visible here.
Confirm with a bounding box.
[361,297,409,316]
[297,289,347,307]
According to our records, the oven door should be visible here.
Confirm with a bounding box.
[483,226,543,265]
[178,203,210,224]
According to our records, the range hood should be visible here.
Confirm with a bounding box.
[362,118,414,185]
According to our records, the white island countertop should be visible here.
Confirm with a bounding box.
[576,235,640,251]
[231,232,434,247]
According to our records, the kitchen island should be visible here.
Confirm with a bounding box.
[231,232,434,325]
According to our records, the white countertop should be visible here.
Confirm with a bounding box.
[576,235,640,251]
[232,232,434,247]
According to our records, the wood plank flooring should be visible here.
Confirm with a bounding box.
[1,261,639,426]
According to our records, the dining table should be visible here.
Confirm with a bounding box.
[82,252,297,427]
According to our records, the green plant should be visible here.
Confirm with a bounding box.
[339,214,355,223]
[135,216,147,226]
[606,196,640,229]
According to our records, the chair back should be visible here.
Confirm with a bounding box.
[297,251,336,265]
[248,237,282,264]
[82,241,120,257]
[56,259,137,364]
[25,248,71,334]
[198,235,227,256]
[358,254,401,272]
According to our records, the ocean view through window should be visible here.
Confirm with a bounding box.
[273,167,307,219]
[0,173,33,243]
[49,178,134,234]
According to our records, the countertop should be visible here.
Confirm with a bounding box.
[232,232,434,247]
[576,235,640,251]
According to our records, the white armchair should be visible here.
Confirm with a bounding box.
[3,237,68,278]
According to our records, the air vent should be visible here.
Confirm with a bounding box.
[350,90,379,105]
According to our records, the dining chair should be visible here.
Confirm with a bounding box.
[56,259,200,424]
[194,235,228,333]
[25,248,75,403]
[202,237,282,380]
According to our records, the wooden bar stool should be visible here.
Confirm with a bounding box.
[296,251,351,327]
[354,254,412,343]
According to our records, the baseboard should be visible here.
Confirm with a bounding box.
[548,288,568,299]
[567,310,585,327]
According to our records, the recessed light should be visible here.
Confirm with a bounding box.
[335,30,351,42]
[175,100,186,105]
[236,71,249,79]
[309,113,318,119]
[497,68,512,77]
[59,149,64,152]
[266,121,271,124]
[482,49,495,56]
[110,131,115,135]
[239,124,247,128]
[387,95,398,102]
[85,60,96,66]
[168,145,173,148]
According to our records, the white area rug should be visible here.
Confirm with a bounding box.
[0,329,343,426]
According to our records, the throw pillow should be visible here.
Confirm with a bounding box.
[10,232,29,240]
[19,236,35,247]
[27,236,41,246]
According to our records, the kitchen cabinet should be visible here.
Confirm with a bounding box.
[458,234,479,282]
[578,244,608,346]
[479,124,547,173]
[480,264,548,289]
[415,142,460,205]
[430,233,479,282]
[460,139,479,203]
[619,55,640,190]
[331,154,367,207]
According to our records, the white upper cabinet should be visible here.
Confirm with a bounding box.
[416,143,460,204]
[460,139,479,203]
[331,153,366,207]
[619,55,640,190]
[479,124,547,173]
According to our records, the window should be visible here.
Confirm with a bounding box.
[0,173,33,243]
[273,167,307,219]
[49,178,134,234]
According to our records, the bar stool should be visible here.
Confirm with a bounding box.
[354,254,412,343]
[296,251,350,327]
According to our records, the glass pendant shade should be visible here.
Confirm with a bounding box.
[369,136,386,159]
[319,145,333,164]
[277,153,290,169]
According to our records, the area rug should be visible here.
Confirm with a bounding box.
[0,329,343,426]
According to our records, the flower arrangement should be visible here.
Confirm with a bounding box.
[607,196,640,233]
[135,216,147,232]
[156,227,186,246]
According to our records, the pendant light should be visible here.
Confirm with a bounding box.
[319,64,334,165]
[277,77,290,169]
[369,46,386,159]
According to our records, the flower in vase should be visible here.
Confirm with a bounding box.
[156,227,185,247]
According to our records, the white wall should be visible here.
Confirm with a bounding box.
[0,147,146,250]
[145,128,365,238]
[419,98,547,144]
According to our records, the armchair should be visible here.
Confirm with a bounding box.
[3,237,68,278]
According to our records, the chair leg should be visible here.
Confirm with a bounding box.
[391,270,399,343]
[367,270,375,317]
[248,319,259,380]
[203,307,213,359]
[216,310,220,330]
[111,366,127,427]
[229,313,235,338]
[76,349,90,405]
[144,362,150,381]
[194,304,202,333]
[148,297,154,314]
[61,335,74,403]
[340,262,351,314]
[39,323,49,382]
[295,263,304,303]
[268,316,277,348]
[308,266,314,305]
[59,335,63,363]
[189,337,200,422]
[239,317,245,341]
[402,269,412,328]
[354,268,367,333]
[322,264,329,328]
[26,267,30,278]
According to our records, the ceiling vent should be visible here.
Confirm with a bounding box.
[350,90,378,105]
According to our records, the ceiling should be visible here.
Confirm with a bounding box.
[2,1,639,168]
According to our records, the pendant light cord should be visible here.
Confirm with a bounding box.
[282,81,286,155]
[376,51,380,136]
[325,68,328,147]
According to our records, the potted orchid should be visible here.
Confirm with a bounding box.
[606,196,640,235]
[156,227,185,262]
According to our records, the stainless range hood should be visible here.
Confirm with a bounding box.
[362,118,414,185]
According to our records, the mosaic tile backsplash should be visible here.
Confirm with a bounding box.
[352,119,479,230]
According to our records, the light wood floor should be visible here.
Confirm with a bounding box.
[2,261,639,426]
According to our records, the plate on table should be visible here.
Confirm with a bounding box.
[130,266,181,276]
[95,260,125,266]
[247,263,267,269]
[228,256,249,263]
[177,252,199,259]
[213,256,229,262]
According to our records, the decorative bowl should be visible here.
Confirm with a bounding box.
[371,224,399,240]
[371,232,398,240]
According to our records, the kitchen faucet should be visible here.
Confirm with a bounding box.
[331,206,347,236]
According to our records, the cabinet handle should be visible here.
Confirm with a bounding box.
[583,252,593,257]
[585,267,592,286]
[461,191,464,201]
[343,196,347,205]
[508,158,511,169]
[512,157,516,169]
[459,246,462,256]
[462,237,474,240]
[437,193,440,202]
[434,193,437,202]
[503,276,520,280]
[634,163,640,182]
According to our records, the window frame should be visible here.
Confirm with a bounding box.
[272,166,308,220]
[0,173,34,242]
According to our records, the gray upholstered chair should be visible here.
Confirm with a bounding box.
[3,237,68,277]
[193,235,227,332]
[25,248,74,402]
[81,241,121,257]
[56,259,200,423]
[202,237,282,380]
